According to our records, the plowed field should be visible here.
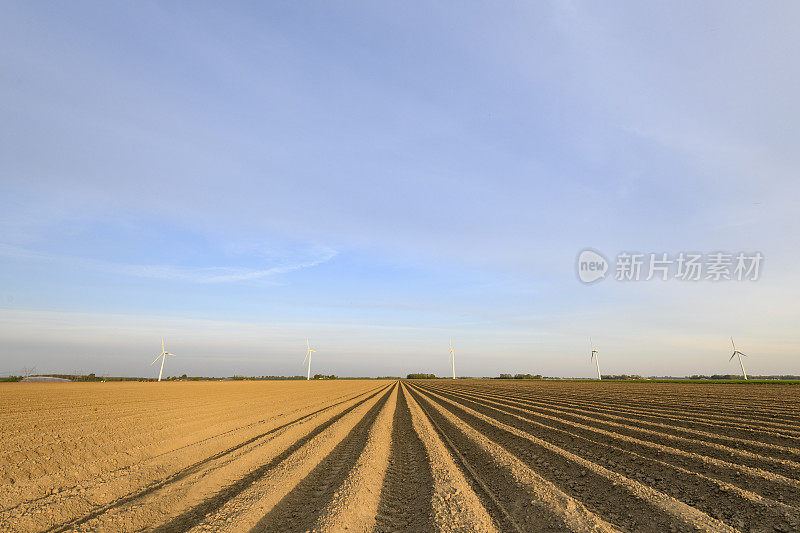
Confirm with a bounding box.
[2,380,798,532]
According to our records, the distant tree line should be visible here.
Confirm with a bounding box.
[687,374,800,380]
[216,375,308,381]
[5,372,797,383]
[37,373,107,381]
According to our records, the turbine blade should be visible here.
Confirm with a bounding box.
[729,353,736,361]
[740,352,747,357]
[151,354,161,365]
[162,337,165,352]
[731,337,736,351]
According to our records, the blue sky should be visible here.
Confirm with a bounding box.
[1,2,798,378]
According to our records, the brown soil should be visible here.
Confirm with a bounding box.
[1,379,799,532]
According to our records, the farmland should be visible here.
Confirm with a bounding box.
[1,380,799,532]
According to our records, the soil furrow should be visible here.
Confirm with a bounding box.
[433,384,800,490]
[451,383,800,430]
[146,384,392,533]
[406,384,619,532]
[435,382,800,426]
[434,383,800,441]
[5,379,800,533]
[248,386,394,532]
[373,384,437,532]
[2,382,383,519]
[312,384,398,532]
[424,383,800,479]
[422,384,800,531]
[412,384,734,532]
[43,385,387,533]
[401,383,499,532]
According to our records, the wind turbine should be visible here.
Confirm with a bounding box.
[729,337,748,380]
[589,338,601,380]
[449,340,456,379]
[303,338,315,380]
[151,338,174,382]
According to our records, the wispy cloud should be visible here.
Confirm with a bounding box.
[0,243,336,283]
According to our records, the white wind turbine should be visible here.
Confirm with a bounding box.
[449,340,456,379]
[303,338,315,380]
[729,337,748,380]
[589,338,601,380]
[151,338,174,382]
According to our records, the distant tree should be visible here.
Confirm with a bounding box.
[407,373,437,379]
[499,373,512,379]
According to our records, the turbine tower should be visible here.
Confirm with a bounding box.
[303,338,315,380]
[590,338,601,380]
[151,338,174,382]
[729,337,748,380]
[449,340,456,379]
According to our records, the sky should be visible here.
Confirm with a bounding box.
[1,2,799,378]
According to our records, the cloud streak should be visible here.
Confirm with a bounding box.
[0,243,336,283]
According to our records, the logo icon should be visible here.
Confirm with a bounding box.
[577,249,608,283]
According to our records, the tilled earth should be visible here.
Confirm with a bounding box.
[1,380,799,532]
